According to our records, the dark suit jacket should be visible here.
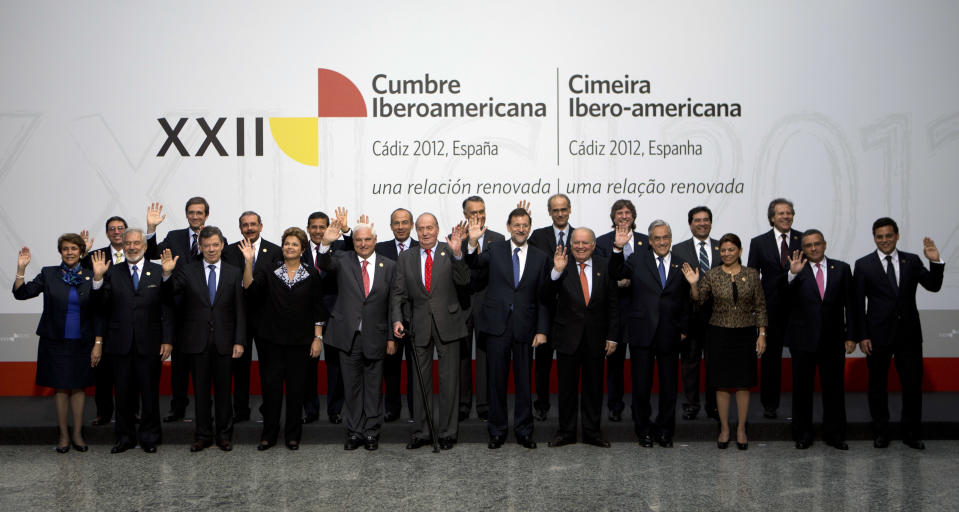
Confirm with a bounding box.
[853,251,944,346]
[461,229,506,326]
[302,237,352,314]
[80,245,123,270]
[594,229,650,258]
[611,249,690,350]
[785,259,853,353]
[528,225,572,256]
[316,249,396,359]
[13,266,96,341]
[673,237,722,324]
[375,238,419,262]
[465,240,550,341]
[94,261,174,355]
[747,229,802,313]
[544,255,619,356]
[146,227,223,267]
[246,264,328,345]
[223,238,283,332]
[162,260,246,355]
[391,242,471,345]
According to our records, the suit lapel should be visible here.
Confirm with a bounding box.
[766,231,782,269]
[349,255,365,298]
[413,247,427,295]
[212,264,230,305]
[565,265,587,308]
[664,256,681,289]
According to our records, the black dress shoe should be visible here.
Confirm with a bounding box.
[762,408,778,419]
[656,435,673,448]
[344,434,364,451]
[364,436,378,451]
[329,413,343,425]
[91,416,110,427]
[439,437,455,450]
[488,435,505,449]
[517,436,537,449]
[547,436,576,448]
[71,440,89,452]
[583,436,611,448]
[257,441,275,451]
[303,413,319,424]
[795,439,812,450]
[406,437,431,450]
[384,411,399,423]
[190,440,212,452]
[217,440,233,452]
[904,439,926,450]
[874,436,890,448]
[737,442,748,450]
[717,440,729,449]
[163,412,185,423]
[55,444,70,454]
[141,445,157,453]
[287,441,300,451]
[682,409,698,421]
[608,410,622,422]
[533,408,548,421]
[111,442,135,454]
[638,434,654,448]
[826,440,849,451]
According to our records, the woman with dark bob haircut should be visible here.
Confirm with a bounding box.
[13,233,99,453]
[241,227,328,450]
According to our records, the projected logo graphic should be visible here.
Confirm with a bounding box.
[156,68,366,167]
[270,68,367,166]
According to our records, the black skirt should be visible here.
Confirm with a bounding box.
[36,336,94,389]
[706,325,757,389]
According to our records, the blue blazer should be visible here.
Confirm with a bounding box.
[466,240,550,342]
[13,265,96,341]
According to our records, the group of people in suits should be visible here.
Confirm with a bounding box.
[13,193,944,452]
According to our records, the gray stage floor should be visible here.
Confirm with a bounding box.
[1,441,957,511]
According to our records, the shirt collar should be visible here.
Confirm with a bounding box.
[876,248,898,261]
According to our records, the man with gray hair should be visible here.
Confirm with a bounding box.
[392,213,471,450]
[610,219,690,447]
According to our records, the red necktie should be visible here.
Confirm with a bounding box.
[361,259,370,297]
[579,262,590,305]
[424,249,433,293]
[780,233,789,268]
[314,245,320,272]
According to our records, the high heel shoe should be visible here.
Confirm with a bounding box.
[717,423,730,449]
[71,441,89,452]
[736,422,748,450]
[55,443,70,454]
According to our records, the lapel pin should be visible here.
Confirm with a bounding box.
[596,272,602,276]
[829,266,834,270]
[262,248,267,253]
[637,241,643,246]
[714,246,719,251]
[741,277,746,281]
[440,252,446,256]
[146,271,151,276]
[379,262,384,268]
[671,264,678,268]
[85,276,90,280]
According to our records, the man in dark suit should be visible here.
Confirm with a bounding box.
[458,196,505,421]
[610,220,689,447]
[392,214,470,450]
[747,197,802,419]
[466,207,550,449]
[594,199,649,422]
[671,206,721,421]
[854,217,944,450]
[160,226,246,452]
[221,211,282,423]
[302,209,352,425]
[785,229,855,450]
[527,194,573,421]
[544,228,619,448]
[145,198,222,422]
[374,208,418,422]
[91,228,173,453]
[316,219,397,451]
[80,215,128,427]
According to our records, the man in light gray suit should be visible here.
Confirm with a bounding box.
[459,196,506,421]
[393,214,471,450]
[316,218,397,451]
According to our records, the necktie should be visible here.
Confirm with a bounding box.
[512,247,521,287]
[699,241,709,274]
[191,233,199,256]
[131,265,139,291]
[780,233,789,268]
[624,236,633,258]
[557,231,565,248]
[207,264,217,304]
[424,249,433,292]
[398,242,405,253]
[815,263,824,300]
[579,262,590,305]
[115,250,124,264]
[314,245,320,272]
[658,256,667,288]
[361,259,370,297]
[885,255,899,295]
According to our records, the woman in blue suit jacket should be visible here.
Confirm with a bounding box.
[13,233,99,453]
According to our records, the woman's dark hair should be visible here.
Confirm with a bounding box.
[57,233,87,255]
[717,233,742,264]
[282,227,309,256]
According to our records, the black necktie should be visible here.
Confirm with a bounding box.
[885,255,899,295]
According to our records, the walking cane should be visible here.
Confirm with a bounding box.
[403,310,440,453]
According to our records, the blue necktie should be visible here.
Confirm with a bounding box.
[191,233,198,256]
[699,241,710,274]
[512,247,521,288]
[207,264,217,304]
[557,231,565,248]
[658,256,667,288]
[131,265,139,291]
